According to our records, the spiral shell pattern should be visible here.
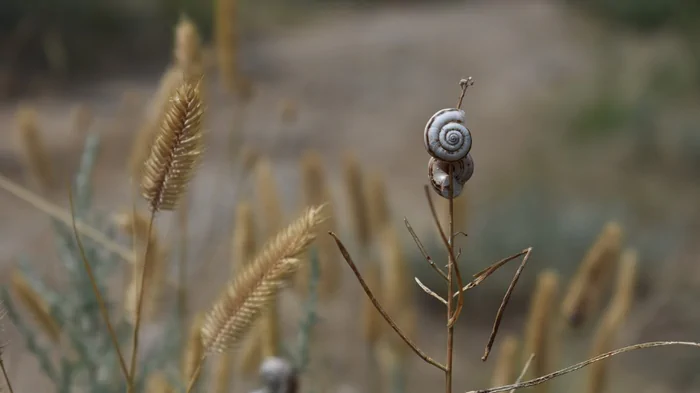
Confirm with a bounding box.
[428,155,474,198]
[424,108,472,162]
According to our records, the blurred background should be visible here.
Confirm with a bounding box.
[1,0,700,392]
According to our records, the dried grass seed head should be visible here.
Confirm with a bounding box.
[561,221,623,327]
[201,206,325,353]
[11,269,61,342]
[141,80,204,212]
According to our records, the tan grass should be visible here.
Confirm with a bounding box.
[366,172,391,232]
[10,269,60,343]
[201,206,325,353]
[561,222,623,327]
[141,80,204,212]
[343,152,370,249]
[231,201,257,273]
[214,0,239,92]
[145,372,173,393]
[298,150,339,296]
[491,335,519,386]
[523,269,559,393]
[174,15,205,85]
[15,106,53,191]
[586,249,637,393]
[183,314,206,384]
[71,103,93,136]
[254,158,286,357]
[123,235,167,323]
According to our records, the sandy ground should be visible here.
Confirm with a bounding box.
[0,1,697,392]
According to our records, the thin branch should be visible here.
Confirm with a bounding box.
[452,232,468,241]
[330,232,447,372]
[424,185,464,326]
[415,277,447,305]
[0,355,14,393]
[508,353,535,393]
[453,249,530,298]
[0,173,135,263]
[465,341,700,393]
[456,77,474,110]
[481,247,532,361]
[405,218,448,281]
[68,189,131,386]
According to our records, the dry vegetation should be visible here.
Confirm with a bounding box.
[1,3,700,393]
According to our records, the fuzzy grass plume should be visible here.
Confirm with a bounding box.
[201,205,325,353]
[141,80,204,212]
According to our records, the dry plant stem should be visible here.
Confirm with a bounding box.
[423,185,464,326]
[445,169,456,393]
[330,232,446,372]
[0,357,14,393]
[405,218,448,281]
[481,248,532,361]
[185,355,206,393]
[178,197,189,324]
[465,341,700,393]
[415,277,447,304]
[508,354,535,393]
[0,173,135,262]
[68,190,131,386]
[452,250,530,298]
[128,211,156,388]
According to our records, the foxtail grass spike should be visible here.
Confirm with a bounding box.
[201,206,324,353]
[141,80,204,212]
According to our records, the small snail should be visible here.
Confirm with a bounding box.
[428,155,474,198]
[424,108,472,162]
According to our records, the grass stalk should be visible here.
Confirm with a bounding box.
[68,190,131,386]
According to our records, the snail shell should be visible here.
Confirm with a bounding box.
[428,155,474,198]
[424,108,472,162]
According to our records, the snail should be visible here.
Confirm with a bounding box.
[424,108,472,162]
[428,155,474,198]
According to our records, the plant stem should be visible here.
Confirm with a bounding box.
[68,191,131,386]
[0,357,15,393]
[178,195,189,328]
[445,167,455,393]
[128,211,156,391]
[465,341,700,393]
[185,355,206,393]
